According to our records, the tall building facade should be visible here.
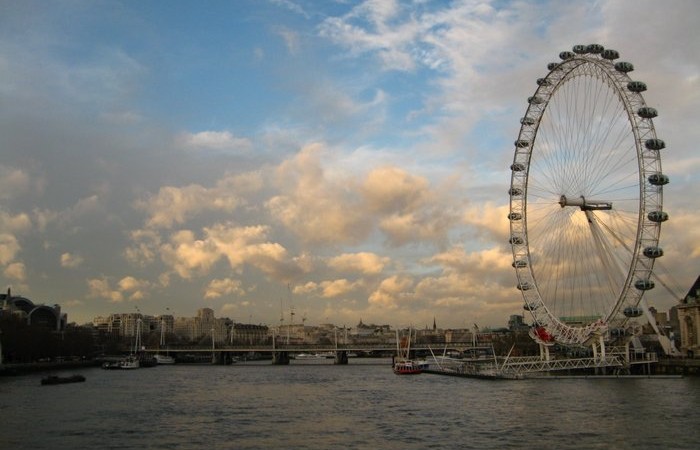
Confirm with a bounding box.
[677,275,700,357]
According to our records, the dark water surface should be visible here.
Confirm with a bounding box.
[1,359,699,449]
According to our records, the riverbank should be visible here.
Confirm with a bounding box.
[655,357,700,376]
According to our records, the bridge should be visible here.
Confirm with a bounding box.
[140,340,659,375]
[141,341,479,365]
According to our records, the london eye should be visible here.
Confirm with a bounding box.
[508,44,668,348]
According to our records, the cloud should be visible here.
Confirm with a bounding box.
[277,28,301,54]
[0,212,31,275]
[160,230,222,279]
[178,130,252,153]
[137,172,261,229]
[87,275,151,303]
[158,223,305,283]
[60,252,84,268]
[461,202,510,243]
[1,211,32,234]
[300,81,387,131]
[267,143,372,245]
[328,252,389,275]
[271,0,310,19]
[320,278,362,298]
[125,229,161,267]
[207,223,305,282]
[363,166,461,247]
[0,166,32,200]
[318,0,423,71]
[87,277,124,303]
[204,278,245,299]
[0,233,21,266]
[362,166,429,213]
[368,275,414,308]
[266,144,461,249]
[3,262,26,281]
[117,276,149,293]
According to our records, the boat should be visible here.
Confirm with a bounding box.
[101,361,122,370]
[41,374,86,385]
[392,328,424,375]
[119,355,140,369]
[393,360,423,375]
[293,353,325,360]
[101,354,141,370]
[153,313,175,365]
[153,353,175,365]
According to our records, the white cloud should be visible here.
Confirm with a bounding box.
[319,0,423,71]
[125,229,161,267]
[368,275,414,308]
[328,252,389,275]
[0,166,32,200]
[158,223,305,283]
[160,230,222,279]
[318,278,362,298]
[277,28,301,54]
[4,262,26,281]
[60,252,84,268]
[362,166,429,213]
[138,179,246,229]
[87,277,124,303]
[178,130,252,153]
[0,233,21,266]
[87,275,151,303]
[267,143,372,245]
[204,278,245,299]
[1,211,32,234]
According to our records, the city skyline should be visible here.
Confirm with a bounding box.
[1,1,699,329]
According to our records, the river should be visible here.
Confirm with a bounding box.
[1,358,699,449]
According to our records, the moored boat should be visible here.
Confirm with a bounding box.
[101,354,141,369]
[119,355,140,369]
[101,361,122,370]
[393,360,423,375]
[154,354,176,365]
[152,312,175,365]
[393,328,424,375]
[293,353,325,360]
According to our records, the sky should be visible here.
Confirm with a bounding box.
[1,0,698,329]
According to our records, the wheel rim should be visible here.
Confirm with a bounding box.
[509,45,666,346]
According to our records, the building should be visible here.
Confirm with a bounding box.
[507,314,530,332]
[92,313,151,338]
[0,288,67,332]
[230,323,269,345]
[172,308,231,344]
[677,275,700,358]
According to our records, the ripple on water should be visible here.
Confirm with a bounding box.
[1,364,699,449]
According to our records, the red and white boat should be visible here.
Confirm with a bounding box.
[393,359,423,375]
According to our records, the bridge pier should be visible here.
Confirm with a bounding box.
[212,352,235,365]
[272,351,290,365]
[334,351,348,365]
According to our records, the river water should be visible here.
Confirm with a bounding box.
[1,358,699,449]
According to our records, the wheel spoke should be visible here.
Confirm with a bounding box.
[509,46,666,346]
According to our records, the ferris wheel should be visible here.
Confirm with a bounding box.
[508,44,668,347]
